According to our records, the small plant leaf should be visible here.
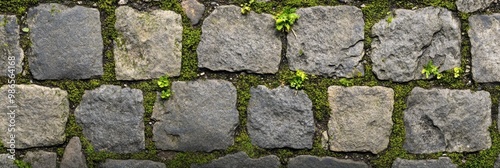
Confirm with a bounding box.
[22,27,29,33]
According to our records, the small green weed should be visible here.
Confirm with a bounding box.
[386,12,393,23]
[14,160,31,168]
[21,27,29,33]
[240,0,255,15]
[453,67,462,78]
[421,60,442,79]
[290,70,308,90]
[157,75,172,99]
[275,7,300,33]
[339,78,353,86]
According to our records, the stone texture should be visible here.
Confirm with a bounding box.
[27,3,103,80]
[0,154,16,168]
[404,87,491,154]
[371,7,461,82]
[0,15,23,77]
[0,84,69,149]
[197,5,281,74]
[114,6,182,80]
[181,0,205,25]
[100,159,166,168]
[327,86,394,154]
[495,154,500,168]
[152,80,238,152]
[75,85,145,153]
[288,155,369,168]
[287,6,364,78]
[392,157,457,168]
[192,152,280,168]
[61,137,87,168]
[23,151,57,168]
[456,0,495,13]
[247,85,314,149]
[469,14,500,83]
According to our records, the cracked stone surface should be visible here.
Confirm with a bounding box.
[114,6,182,80]
[192,152,280,168]
[287,6,365,78]
[152,80,239,152]
[247,85,314,149]
[371,7,461,82]
[100,159,166,168]
[197,5,281,74]
[392,157,457,168]
[327,86,394,154]
[469,14,500,83]
[75,85,145,153]
[0,15,23,77]
[404,87,491,154]
[287,155,369,168]
[27,3,103,80]
[61,137,87,168]
[456,0,495,13]
[23,151,57,168]
[181,0,205,25]
[0,84,69,149]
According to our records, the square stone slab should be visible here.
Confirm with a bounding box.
[24,151,57,168]
[192,152,280,168]
[288,155,369,168]
[114,6,182,80]
[197,5,281,74]
[327,86,394,154]
[286,6,364,78]
[0,15,24,77]
[469,14,500,83]
[404,87,491,154]
[392,157,457,168]
[152,80,239,152]
[75,85,145,153]
[456,0,495,13]
[27,3,103,80]
[100,159,165,168]
[0,84,69,149]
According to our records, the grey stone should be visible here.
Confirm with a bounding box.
[287,6,364,78]
[181,0,205,25]
[192,152,280,168]
[118,0,127,5]
[371,7,461,82]
[288,155,369,168]
[152,80,238,152]
[0,154,16,168]
[456,0,495,13]
[100,159,166,168]
[404,87,491,154]
[27,3,103,80]
[495,154,500,168]
[247,85,314,149]
[327,86,394,154]
[197,5,281,74]
[114,6,182,80]
[61,137,87,168]
[0,84,69,149]
[469,14,500,83]
[339,0,353,3]
[75,85,145,153]
[23,151,57,168]
[392,157,457,168]
[0,15,23,77]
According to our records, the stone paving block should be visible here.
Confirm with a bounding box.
[23,151,57,168]
[456,0,495,13]
[287,155,369,168]
[404,87,491,154]
[327,86,394,154]
[61,137,87,168]
[0,84,69,149]
[392,157,457,168]
[114,6,182,80]
[27,3,103,80]
[192,152,280,168]
[0,154,16,168]
[152,80,238,152]
[287,6,364,78]
[495,154,500,168]
[197,5,281,74]
[469,14,500,83]
[75,85,145,153]
[100,159,166,168]
[0,15,23,77]
[371,7,461,82]
[181,0,205,25]
[247,85,314,149]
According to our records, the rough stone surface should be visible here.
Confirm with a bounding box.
[287,6,364,78]
[469,14,500,83]
[27,3,103,80]
[392,157,457,168]
[181,0,205,25]
[100,159,166,168]
[197,5,281,74]
[0,84,69,149]
[495,154,500,168]
[75,85,145,153]
[152,80,238,152]
[456,0,495,13]
[288,155,369,168]
[247,85,314,149]
[23,151,57,168]
[0,15,24,77]
[327,86,394,154]
[114,6,182,80]
[0,154,16,168]
[404,87,491,154]
[371,7,461,82]
[61,137,87,168]
[192,152,280,168]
